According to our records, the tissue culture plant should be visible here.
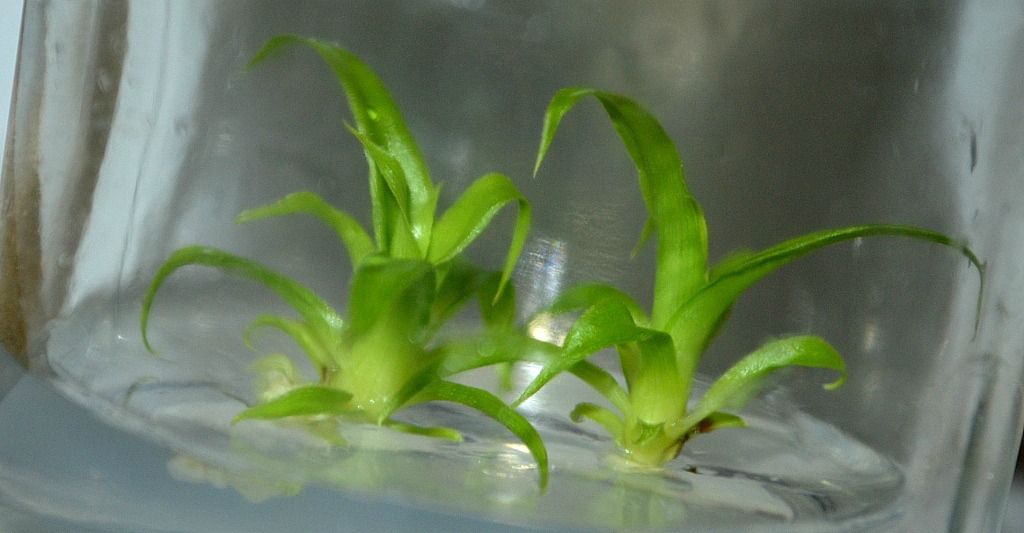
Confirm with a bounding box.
[140,36,549,487]
[510,88,984,467]
[141,34,984,490]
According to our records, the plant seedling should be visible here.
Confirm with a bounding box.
[141,36,547,488]
[513,88,984,467]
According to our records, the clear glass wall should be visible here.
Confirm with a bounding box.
[2,2,1022,531]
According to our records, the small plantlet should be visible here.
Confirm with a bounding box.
[141,36,547,487]
[141,36,982,493]
[513,88,984,467]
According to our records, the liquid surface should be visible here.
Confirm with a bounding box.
[39,285,904,531]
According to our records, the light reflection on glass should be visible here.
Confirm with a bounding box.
[526,314,565,345]
[861,319,881,352]
[517,237,567,319]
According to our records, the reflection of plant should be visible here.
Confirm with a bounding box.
[141,36,547,487]
[513,88,984,467]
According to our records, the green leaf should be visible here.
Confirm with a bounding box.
[695,412,746,433]
[383,419,463,442]
[141,246,343,353]
[343,122,422,258]
[428,261,514,335]
[427,173,532,301]
[428,260,486,331]
[630,218,655,259]
[418,380,549,489]
[570,402,624,439]
[667,224,984,388]
[381,361,444,421]
[673,336,845,438]
[541,282,649,326]
[472,272,521,391]
[623,334,686,426]
[678,412,746,445]
[237,191,374,269]
[476,271,517,331]
[567,360,632,417]
[707,249,756,281]
[629,420,667,447]
[534,88,707,327]
[376,178,424,258]
[347,255,435,338]
[513,299,659,407]
[344,123,413,234]
[436,330,555,377]
[251,35,436,253]
[233,385,354,423]
[243,315,333,371]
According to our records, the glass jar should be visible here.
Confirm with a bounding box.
[2,1,1022,531]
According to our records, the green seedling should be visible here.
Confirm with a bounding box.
[141,36,547,488]
[513,88,984,467]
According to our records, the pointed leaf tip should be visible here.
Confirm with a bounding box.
[427,173,531,300]
[236,191,374,268]
[677,335,845,437]
[515,300,655,407]
[532,87,707,325]
[247,34,307,71]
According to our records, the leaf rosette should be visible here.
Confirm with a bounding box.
[515,87,984,467]
[143,36,546,488]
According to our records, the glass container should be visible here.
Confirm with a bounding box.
[2,1,1023,531]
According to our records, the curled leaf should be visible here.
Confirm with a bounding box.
[668,224,984,387]
[237,191,374,268]
[541,282,649,326]
[570,403,624,440]
[534,88,707,326]
[252,35,436,253]
[427,173,531,301]
[243,315,334,371]
[141,246,343,353]
[674,336,845,438]
[418,380,549,490]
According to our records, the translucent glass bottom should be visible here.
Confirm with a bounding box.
[12,283,907,531]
